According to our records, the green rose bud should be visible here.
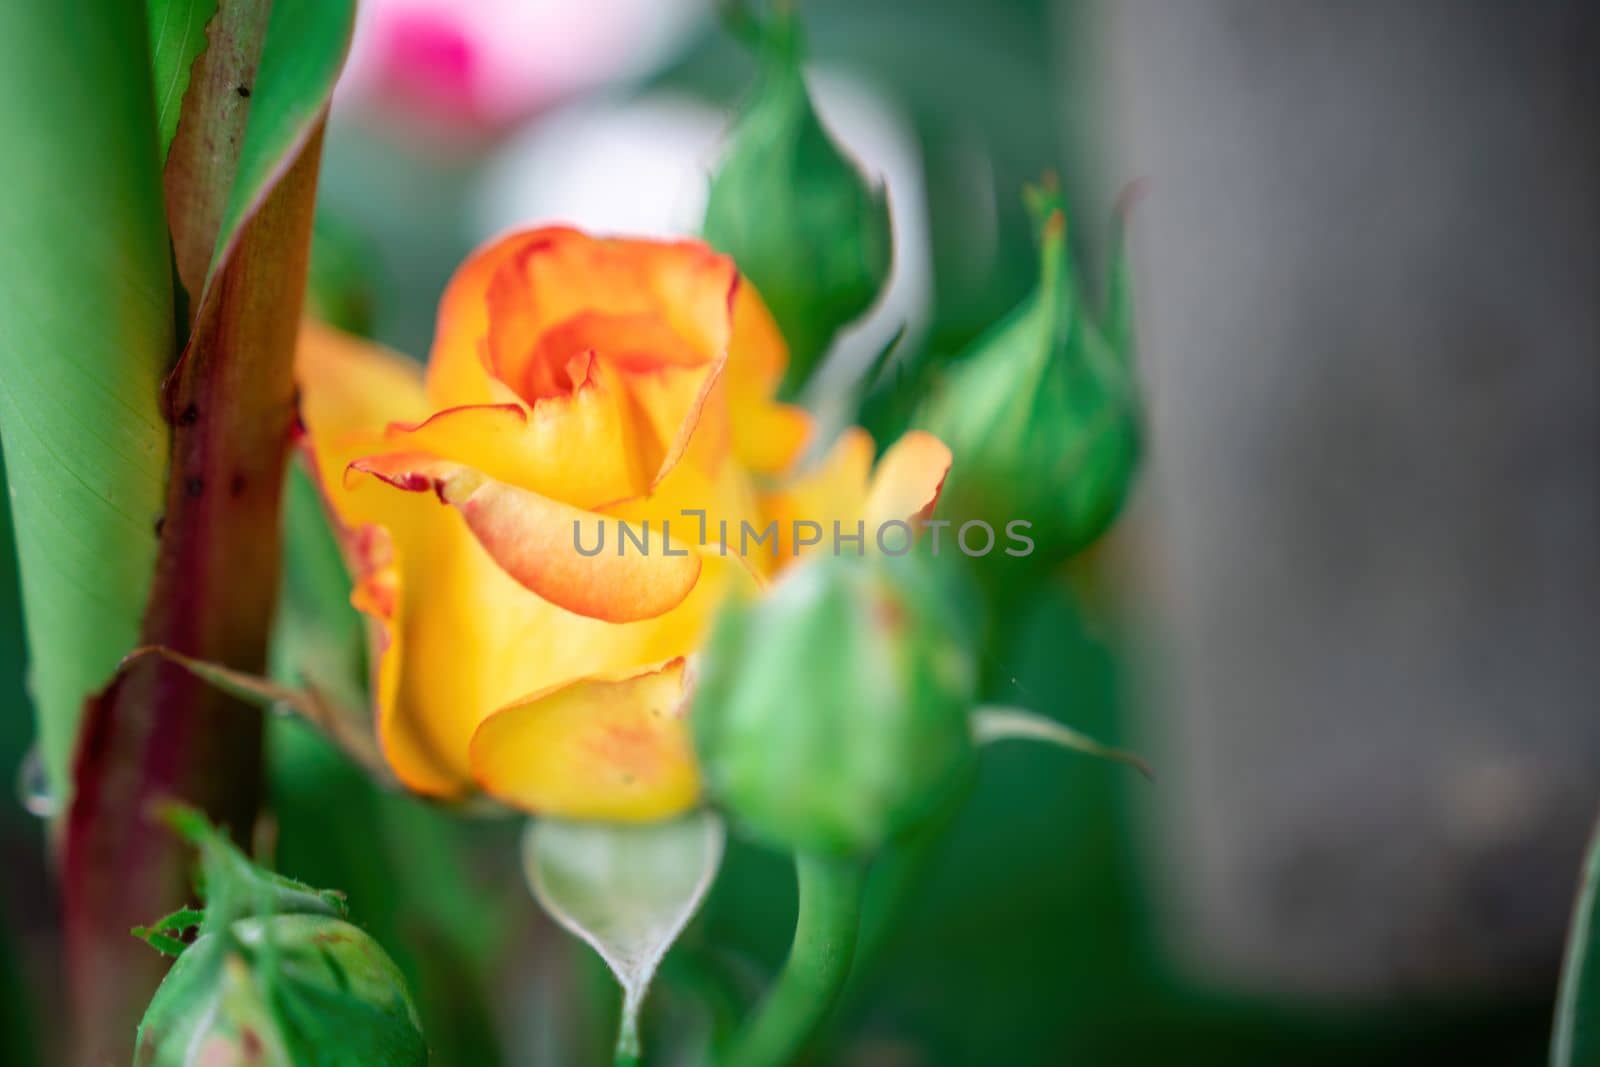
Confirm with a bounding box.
[914,181,1141,564]
[133,809,426,1066]
[692,552,976,857]
[703,4,892,396]
[136,915,425,1067]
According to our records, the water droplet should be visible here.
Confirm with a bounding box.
[16,745,57,819]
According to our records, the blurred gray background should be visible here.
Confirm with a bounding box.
[1106,0,1599,996]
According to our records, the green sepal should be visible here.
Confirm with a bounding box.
[704,3,891,396]
[154,805,347,936]
[914,177,1143,564]
[133,907,209,959]
[971,706,1152,780]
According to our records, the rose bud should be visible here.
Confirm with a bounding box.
[136,915,426,1067]
[914,180,1141,565]
[294,227,949,821]
[703,6,891,396]
[134,809,425,1066]
[691,551,977,857]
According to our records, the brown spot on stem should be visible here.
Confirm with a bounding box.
[241,1027,263,1058]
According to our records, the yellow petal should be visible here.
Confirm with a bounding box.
[383,373,653,510]
[387,530,740,800]
[755,429,953,569]
[470,659,698,819]
[727,277,810,475]
[349,453,702,623]
[727,277,787,402]
[297,311,736,802]
[758,428,875,564]
[863,431,952,529]
[296,321,429,501]
[732,400,812,478]
[295,322,471,795]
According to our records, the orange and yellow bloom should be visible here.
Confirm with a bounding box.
[295,227,949,820]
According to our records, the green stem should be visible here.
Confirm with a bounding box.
[726,852,865,1067]
[614,997,641,1067]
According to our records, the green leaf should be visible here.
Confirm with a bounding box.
[207,0,356,286]
[0,1,174,802]
[147,0,220,161]
[1554,811,1600,1067]
[523,812,725,1063]
[972,706,1152,780]
[164,0,356,307]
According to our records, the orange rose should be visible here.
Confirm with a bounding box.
[295,228,950,820]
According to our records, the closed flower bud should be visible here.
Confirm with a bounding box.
[703,7,891,395]
[134,809,425,1066]
[691,552,976,857]
[136,915,425,1067]
[914,181,1141,563]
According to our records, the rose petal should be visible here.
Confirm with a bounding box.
[296,320,430,489]
[863,430,952,529]
[726,279,810,475]
[758,428,875,563]
[426,231,528,407]
[728,278,788,401]
[350,453,702,622]
[384,381,652,510]
[470,659,698,820]
[431,227,736,402]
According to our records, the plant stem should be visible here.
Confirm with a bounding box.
[614,992,641,1067]
[725,852,865,1067]
[63,107,328,1067]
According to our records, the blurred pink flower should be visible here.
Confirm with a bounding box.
[338,0,702,132]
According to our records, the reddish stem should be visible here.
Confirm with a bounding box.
[62,125,326,1064]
